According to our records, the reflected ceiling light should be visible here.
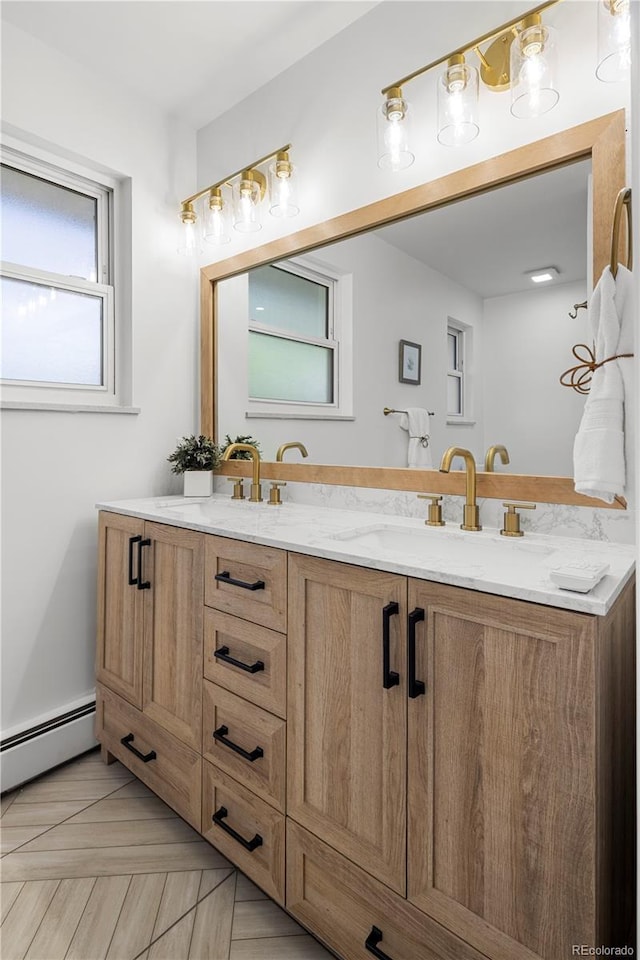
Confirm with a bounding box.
[178,144,299,254]
[596,0,630,82]
[378,0,564,168]
[526,266,559,283]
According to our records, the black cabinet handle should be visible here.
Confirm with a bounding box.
[120,733,156,763]
[365,926,394,960]
[212,806,263,852]
[213,645,265,674]
[128,535,142,586]
[136,538,151,590]
[215,570,265,591]
[382,602,400,689]
[408,608,426,699]
[213,725,264,762]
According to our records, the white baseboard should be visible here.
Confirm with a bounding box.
[1,704,98,792]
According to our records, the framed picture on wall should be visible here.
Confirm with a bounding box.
[399,340,421,385]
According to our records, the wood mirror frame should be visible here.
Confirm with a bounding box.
[201,110,626,508]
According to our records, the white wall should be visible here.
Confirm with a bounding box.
[0,22,198,740]
[217,231,483,467]
[482,281,588,476]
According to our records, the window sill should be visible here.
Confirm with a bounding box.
[446,417,477,426]
[1,401,140,414]
[245,411,355,421]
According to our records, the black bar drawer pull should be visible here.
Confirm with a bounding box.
[215,570,265,591]
[382,602,400,690]
[137,538,151,590]
[213,725,264,762]
[408,607,426,699]
[212,806,263,852]
[120,733,156,763]
[128,535,142,586]
[213,645,265,674]
[365,926,394,960]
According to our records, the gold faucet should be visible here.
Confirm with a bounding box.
[439,447,482,531]
[276,441,308,461]
[222,443,262,503]
[484,444,510,472]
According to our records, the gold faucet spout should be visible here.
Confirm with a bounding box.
[484,444,510,472]
[222,443,262,501]
[439,446,481,531]
[276,441,309,461]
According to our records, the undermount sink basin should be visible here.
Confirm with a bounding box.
[327,523,556,566]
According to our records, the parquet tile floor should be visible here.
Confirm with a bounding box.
[0,751,334,960]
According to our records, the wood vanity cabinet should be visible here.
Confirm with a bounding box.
[96,512,204,826]
[286,552,635,960]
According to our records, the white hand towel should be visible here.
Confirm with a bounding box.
[573,265,628,503]
[399,407,433,468]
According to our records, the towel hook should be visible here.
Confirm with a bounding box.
[610,187,632,278]
[568,300,587,319]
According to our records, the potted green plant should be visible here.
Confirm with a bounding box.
[167,434,220,497]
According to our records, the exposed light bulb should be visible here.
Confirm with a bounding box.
[377,88,414,170]
[269,152,299,218]
[178,202,199,256]
[437,56,479,147]
[233,173,263,232]
[596,0,631,81]
[204,190,230,245]
[510,18,558,119]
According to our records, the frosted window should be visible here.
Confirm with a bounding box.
[249,332,333,403]
[1,277,103,385]
[1,165,98,281]
[447,375,462,416]
[249,265,328,338]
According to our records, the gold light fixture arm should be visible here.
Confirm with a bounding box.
[181,143,292,208]
[381,0,562,95]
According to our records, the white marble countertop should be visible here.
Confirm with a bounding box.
[97,495,636,616]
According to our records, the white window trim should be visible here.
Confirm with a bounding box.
[0,135,133,412]
[246,254,353,420]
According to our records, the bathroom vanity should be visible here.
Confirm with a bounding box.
[95,495,635,960]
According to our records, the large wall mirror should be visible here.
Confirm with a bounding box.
[201,111,627,508]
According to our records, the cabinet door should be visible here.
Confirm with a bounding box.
[142,522,204,751]
[96,511,145,708]
[288,553,407,895]
[408,579,595,960]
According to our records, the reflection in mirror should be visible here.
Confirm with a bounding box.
[217,160,592,477]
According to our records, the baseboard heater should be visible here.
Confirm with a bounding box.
[1,697,98,793]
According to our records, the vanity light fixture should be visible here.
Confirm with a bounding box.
[596,0,631,82]
[377,0,562,169]
[178,144,298,253]
[526,266,559,283]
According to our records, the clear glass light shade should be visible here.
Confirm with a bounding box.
[204,195,231,245]
[437,60,479,146]
[233,177,262,233]
[269,163,299,218]
[177,218,199,256]
[596,0,630,82]
[510,22,559,119]
[377,93,414,171]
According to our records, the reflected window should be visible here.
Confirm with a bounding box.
[1,146,116,404]
[248,262,337,406]
[447,322,465,417]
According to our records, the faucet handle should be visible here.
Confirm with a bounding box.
[501,501,536,538]
[227,477,245,500]
[417,494,445,527]
[268,482,287,506]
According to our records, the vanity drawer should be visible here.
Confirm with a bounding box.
[204,535,287,632]
[287,820,486,960]
[202,761,285,905]
[203,609,286,719]
[96,683,201,829]
[202,681,286,812]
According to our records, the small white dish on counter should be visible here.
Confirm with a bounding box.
[549,562,610,593]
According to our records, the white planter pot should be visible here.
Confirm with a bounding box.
[183,471,213,497]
